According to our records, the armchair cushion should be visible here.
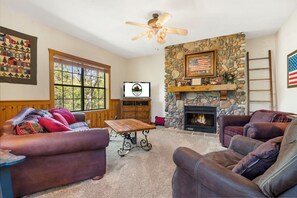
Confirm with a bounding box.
[250,111,276,123]
[256,119,297,197]
[232,136,282,180]
[224,126,244,136]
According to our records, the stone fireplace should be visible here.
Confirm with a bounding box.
[184,106,217,133]
[164,33,246,131]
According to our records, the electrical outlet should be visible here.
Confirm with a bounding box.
[115,116,118,120]
[86,120,91,124]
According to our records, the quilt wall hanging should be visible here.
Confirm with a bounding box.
[0,26,37,84]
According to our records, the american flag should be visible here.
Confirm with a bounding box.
[288,51,297,87]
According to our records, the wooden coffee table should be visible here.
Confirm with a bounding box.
[105,119,156,156]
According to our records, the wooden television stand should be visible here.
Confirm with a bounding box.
[121,98,151,123]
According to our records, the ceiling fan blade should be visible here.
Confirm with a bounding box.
[156,12,171,26]
[126,21,151,28]
[131,31,150,40]
[164,27,188,35]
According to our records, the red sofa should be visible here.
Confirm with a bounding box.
[218,109,292,147]
[0,108,109,197]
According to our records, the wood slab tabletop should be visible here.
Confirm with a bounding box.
[105,119,156,134]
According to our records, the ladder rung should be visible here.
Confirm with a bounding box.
[249,89,271,91]
[249,78,270,81]
[248,57,269,61]
[249,68,269,71]
[250,100,271,102]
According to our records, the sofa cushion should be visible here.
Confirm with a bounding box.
[256,119,297,197]
[49,108,77,124]
[232,136,283,180]
[52,112,69,127]
[224,126,244,136]
[38,117,72,132]
[250,111,276,123]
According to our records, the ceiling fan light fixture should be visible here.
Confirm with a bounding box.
[159,30,166,38]
[147,29,154,40]
[157,34,165,44]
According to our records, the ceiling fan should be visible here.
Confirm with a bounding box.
[126,12,188,44]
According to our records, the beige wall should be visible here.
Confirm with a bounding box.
[0,5,128,100]
[275,9,297,113]
[246,35,277,111]
[126,55,166,121]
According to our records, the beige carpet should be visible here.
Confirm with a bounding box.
[26,127,225,198]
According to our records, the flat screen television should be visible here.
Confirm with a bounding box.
[123,82,151,98]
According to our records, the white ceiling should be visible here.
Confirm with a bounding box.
[3,0,297,59]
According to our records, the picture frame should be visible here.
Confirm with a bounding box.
[0,26,37,85]
[184,50,216,79]
[287,49,297,88]
[191,78,202,86]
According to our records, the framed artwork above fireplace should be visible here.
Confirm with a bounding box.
[184,50,216,79]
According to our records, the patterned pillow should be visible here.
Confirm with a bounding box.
[38,117,72,132]
[16,118,45,135]
[49,108,77,124]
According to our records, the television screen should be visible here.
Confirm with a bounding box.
[123,82,150,98]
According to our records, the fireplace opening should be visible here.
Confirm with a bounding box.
[184,106,217,133]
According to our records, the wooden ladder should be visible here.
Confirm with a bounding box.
[246,50,273,114]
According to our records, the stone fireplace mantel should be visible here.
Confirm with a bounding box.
[167,84,237,100]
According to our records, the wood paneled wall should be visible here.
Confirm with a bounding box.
[0,99,121,128]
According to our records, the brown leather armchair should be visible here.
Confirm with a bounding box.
[218,109,291,147]
[172,118,297,197]
[0,108,109,197]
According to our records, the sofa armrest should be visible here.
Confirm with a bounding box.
[0,128,109,157]
[229,135,263,156]
[173,147,265,197]
[243,122,288,140]
[72,112,85,122]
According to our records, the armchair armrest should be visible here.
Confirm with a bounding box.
[173,147,265,197]
[72,112,85,122]
[243,122,288,140]
[218,115,251,143]
[218,115,251,128]
[229,135,263,156]
[0,128,109,157]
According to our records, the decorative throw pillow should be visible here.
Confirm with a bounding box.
[232,136,283,180]
[52,112,69,127]
[16,119,45,135]
[155,116,165,125]
[49,108,77,124]
[38,117,72,132]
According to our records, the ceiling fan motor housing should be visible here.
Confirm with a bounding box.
[147,13,160,28]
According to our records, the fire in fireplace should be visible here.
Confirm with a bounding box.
[184,106,217,133]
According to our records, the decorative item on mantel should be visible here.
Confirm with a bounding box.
[223,72,235,84]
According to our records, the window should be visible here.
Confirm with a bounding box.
[49,49,110,111]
